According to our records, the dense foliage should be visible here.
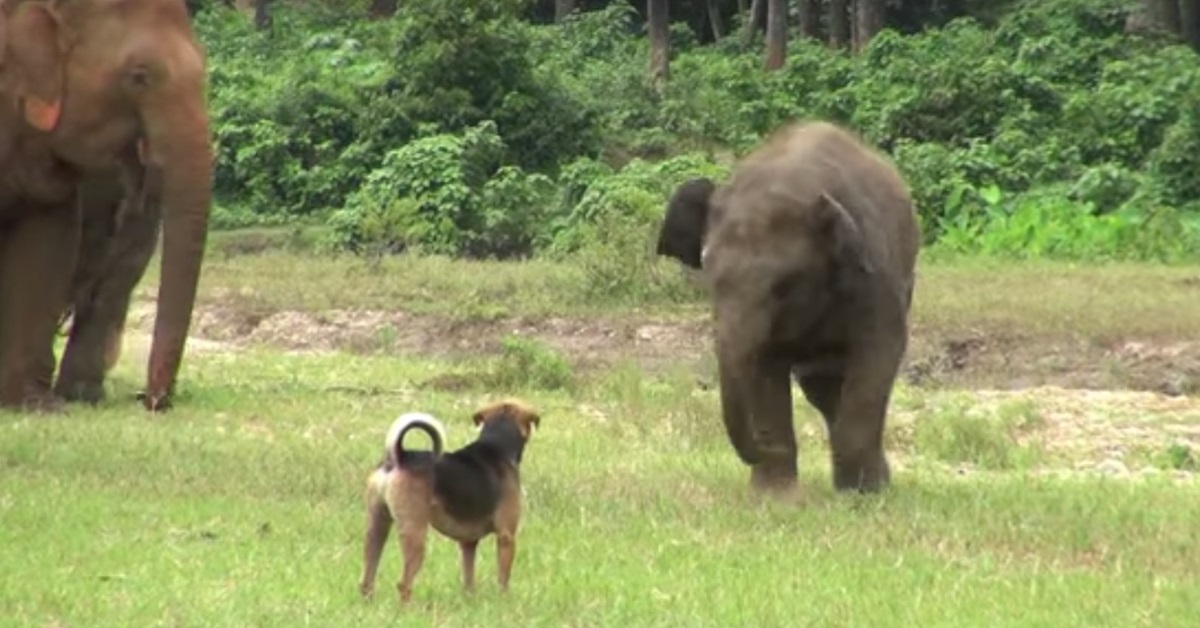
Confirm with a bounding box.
[197,0,1200,263]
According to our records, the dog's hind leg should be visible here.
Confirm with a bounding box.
[359,486,392,600]
[397,521,428,603]
[459,540,479,593]
[393,482,432,604]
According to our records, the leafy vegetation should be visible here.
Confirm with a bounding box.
[196,0,1200,265]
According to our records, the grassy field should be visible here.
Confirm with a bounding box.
[3,237,1200,626]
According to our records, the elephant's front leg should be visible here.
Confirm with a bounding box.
[747,359,800,493]
[0,205,81,411]
[57,189,161,404]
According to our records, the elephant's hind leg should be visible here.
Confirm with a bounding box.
[796,372,843,437]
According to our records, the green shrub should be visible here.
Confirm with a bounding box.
[196,0,1200,265]
[328,121,555,259]
[487,335,576,391]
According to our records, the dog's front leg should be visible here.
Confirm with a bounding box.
[359,489,393,600]
[495,531,516,593]
[459,540,479,593]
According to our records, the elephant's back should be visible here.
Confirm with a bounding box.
[797,123,916,252]
[733,120,921,275]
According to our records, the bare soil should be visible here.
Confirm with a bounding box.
[124,297,1200,396]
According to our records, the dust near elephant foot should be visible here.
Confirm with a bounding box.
[9,387,67,414]
[831,451,891,493]
[749,457,799,495]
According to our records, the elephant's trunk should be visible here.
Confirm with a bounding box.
[139,86,213,410]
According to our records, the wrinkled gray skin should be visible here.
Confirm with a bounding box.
[656,121,920,494]
[55,168,163,404]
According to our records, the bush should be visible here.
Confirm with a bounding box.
[328,121,556,258]
[197,0,1200,265]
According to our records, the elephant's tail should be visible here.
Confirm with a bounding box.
[384,412,447,468]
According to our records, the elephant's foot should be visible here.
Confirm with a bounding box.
[1,386,66,414]
[749,456,799,495]
[55,379,107,405]
[831,450,891,493]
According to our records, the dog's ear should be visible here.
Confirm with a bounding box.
[522,409,540,436]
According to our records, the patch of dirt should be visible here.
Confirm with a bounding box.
[902,332,1200,396]
[125,299,1200,394]
[128,300,712,373]
[896,386,1200,480]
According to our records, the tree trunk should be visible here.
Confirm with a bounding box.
[367,0,398,19]
[852,0,885,51]
[706,0,726,40]
[554,0,575,22]
[253,0,271,30]
[648,0,670,93]
[764,0,787,70]
[1180,0,1200,49]
[1145,0,1183,33]
[742,0,763,45]
[829,0,850,49]
[798,0,821,40]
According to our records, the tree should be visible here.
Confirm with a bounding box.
[742,0,763,45]
[554,0,575,22]
[706,0,726,40]
[829,0,850,49]
[852,0,885,51]
[1179,0,1200,49]
[367,0,398,19]
[798,0,821,40]
[1145,0,1182,33]
[648,0,670,92]
[253,0,271,30]
[764,0,787,70]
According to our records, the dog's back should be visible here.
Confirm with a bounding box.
[432,417,529,520]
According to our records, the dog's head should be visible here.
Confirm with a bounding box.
[472,398,540,441]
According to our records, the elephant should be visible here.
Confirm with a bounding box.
[655,120,920,495]
[55,168,163,404]
[0,0,213,412]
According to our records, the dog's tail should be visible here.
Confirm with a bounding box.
[384,412,447,466]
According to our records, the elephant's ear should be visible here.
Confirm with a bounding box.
[815,193,874,284]
[657,178,716,269]
[5,2,65,131]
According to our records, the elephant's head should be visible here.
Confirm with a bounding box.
[659,176,873,466]
[2,0,212,410]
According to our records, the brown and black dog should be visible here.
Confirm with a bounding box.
[359,398,540,604]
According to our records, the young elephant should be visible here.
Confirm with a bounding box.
[656,121,920,494]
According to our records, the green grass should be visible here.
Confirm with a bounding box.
[3,345,1199,626]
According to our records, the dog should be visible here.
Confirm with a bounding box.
[359,398,540,604]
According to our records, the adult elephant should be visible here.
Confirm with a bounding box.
[56,168,163,404]
[0,0,213,412]
[655,121,920,495]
